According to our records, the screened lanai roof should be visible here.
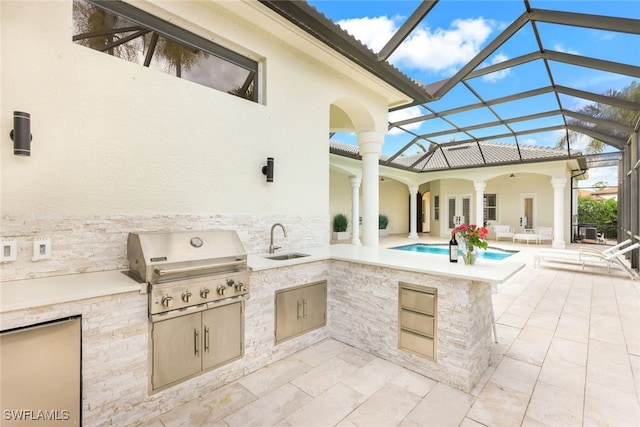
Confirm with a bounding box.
[260,0,640,174]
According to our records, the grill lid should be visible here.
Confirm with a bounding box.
[127,230,247,283]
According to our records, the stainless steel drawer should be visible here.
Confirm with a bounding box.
[399,330,434,358]
[400,310,434,336]
[400,289,435,315]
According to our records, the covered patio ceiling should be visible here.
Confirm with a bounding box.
[260,0,640,174]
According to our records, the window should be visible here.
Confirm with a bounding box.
[434,196,439,221]
[72,0,259,102]
[484,194,497,221]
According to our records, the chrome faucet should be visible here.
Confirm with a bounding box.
[269,223,287,254]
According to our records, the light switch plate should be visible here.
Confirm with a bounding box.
[33,237,52,261]
[1,238,18,262]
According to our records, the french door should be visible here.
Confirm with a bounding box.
[519,193,536,231]
[447,195,471,231]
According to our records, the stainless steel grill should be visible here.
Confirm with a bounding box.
[128,229,249,318]
[127,229,250,391]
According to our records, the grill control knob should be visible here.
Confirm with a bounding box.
[161,296,173,308]
[200,288,210,299]
[234,282,245,292]
[182,291,192,303]
[217,285,226,296]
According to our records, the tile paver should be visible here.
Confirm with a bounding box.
[145,236,640,426]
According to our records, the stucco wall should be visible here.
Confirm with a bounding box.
[484,173,555,232]
[329,169,354,233]
[1,0,331,217]
[379,178,409,234]
[0,1,391,279]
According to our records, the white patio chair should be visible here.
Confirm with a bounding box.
[493,224,514,241]
[535,226,553,244]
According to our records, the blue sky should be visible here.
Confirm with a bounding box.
[308,0,640,189]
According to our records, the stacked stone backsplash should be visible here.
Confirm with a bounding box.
[0,214,329,281]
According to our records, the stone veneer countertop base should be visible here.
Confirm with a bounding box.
[1,244,524,314]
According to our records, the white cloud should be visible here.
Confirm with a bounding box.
[552,43,579,55]
[388,106,424,135]
[337,16,495,76]
[519,137,538,146]
[579,166,618,189]
[481,53,511,83]
[336,16,396,52]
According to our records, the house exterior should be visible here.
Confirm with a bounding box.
[1,2,638,424]
[591,187,619,201]
[3,1,635,276]
[330,143,585,244]
[1,0,406,281]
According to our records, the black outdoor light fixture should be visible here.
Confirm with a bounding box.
[262,157,274,182]
[10,111,32,156]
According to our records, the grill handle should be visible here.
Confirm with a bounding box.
[154,260,246,276]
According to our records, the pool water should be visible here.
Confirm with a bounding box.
[391,243,517,260]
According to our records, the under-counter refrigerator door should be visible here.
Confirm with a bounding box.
[0,316,81,426]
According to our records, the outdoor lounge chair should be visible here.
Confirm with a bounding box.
[534,242,640,280]
[580,239,632,256]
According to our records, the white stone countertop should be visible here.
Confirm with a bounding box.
[2,244,524,314]
[328,244,524,284]
[247,246,332,271]
[0,270,143,314]
[250,243,524,284]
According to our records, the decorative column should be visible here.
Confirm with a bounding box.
[358,131,384,247]
[408,186,419,239]
[349,176,362,245]
[551,177,567,249]
[474,181,486,228]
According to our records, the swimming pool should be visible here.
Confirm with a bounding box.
[391,243,518,260]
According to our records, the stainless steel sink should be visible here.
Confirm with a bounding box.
[264,252,310,261]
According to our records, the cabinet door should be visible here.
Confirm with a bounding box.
[152,312,201,390]
[202,301,243,370]
[302,282,327,332]
[275,288,303,343]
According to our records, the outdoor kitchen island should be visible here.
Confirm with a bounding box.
[1,243,524,426]
[250,243,525,393]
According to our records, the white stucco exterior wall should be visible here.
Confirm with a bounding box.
[1,0,394,218]
[0,0,402,279]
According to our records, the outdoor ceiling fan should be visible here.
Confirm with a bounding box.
[505,173,526,179]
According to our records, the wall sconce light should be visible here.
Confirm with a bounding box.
[10,111,32,156]
[262,157,274,182]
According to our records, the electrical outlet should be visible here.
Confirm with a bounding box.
[33,237,52,261]
[1,238,18,262]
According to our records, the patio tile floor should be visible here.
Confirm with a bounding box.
[143,235,640,426]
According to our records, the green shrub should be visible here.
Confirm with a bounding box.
[577,196,617,238]
[378,214,389,230]
[333,214,348,232]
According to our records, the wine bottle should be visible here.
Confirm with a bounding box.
[449,233,458,262]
